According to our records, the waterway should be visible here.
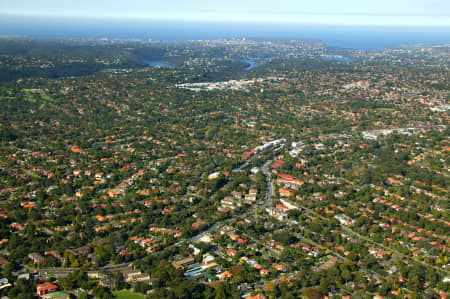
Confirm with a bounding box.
[144,60,173,67]
[242,59,261,70]
[321,55,353,62]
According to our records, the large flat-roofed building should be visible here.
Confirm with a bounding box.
[172,257,195,270]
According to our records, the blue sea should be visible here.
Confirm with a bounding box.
[0,16,449,50]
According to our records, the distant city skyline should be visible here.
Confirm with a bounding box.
[1,0,449,27]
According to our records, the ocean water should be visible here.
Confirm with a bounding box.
[0,16,449,50]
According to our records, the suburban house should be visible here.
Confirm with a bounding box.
[36,282,58,297]
[28,252,45,265]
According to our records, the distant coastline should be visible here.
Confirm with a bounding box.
[0,16,449,50]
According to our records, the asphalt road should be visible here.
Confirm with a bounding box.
[187,156,277,244]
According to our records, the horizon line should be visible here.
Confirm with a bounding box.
[1,13,450,28]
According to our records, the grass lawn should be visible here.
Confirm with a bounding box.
[22,88,55,103]
[112,290,146,299]
[40,92,54,102]
[376,108,396,112]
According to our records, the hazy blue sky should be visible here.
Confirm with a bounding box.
[1,0,449,26]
